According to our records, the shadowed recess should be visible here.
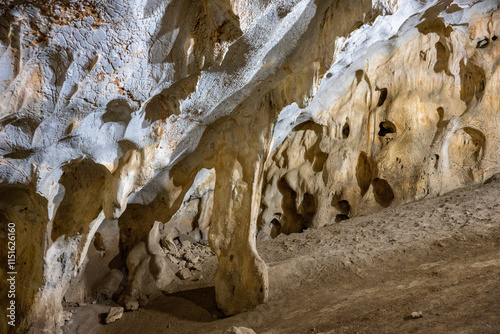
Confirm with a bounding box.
[377,88,388,107]
[459,58,486,106]
[378,121,396,137]
[342,120,350,139]
[102,99,133,124]
[372,178,395,208]
[52,159,109,241]
[356,152,374,196]
[449,127,485,168]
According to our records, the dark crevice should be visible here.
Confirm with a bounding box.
[372,178,395,208]
[277,178,306,235]
[378,121,396,137]
[356,152,374,196]
[355,70,364,84]
[300,193,316,225]
[342,122,350,139]
[312,152,328,173]
[419,50,427,61]
[337,200,351,215]
[335,214,350,223]
[270,218,281,238]
[432,154,440,169]
[377,88,388,107]
[476,37,489,48]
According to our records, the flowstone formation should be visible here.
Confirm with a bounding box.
[0,0,498,333]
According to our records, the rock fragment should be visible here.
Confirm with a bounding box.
[61,311,73,323]
[224,326,257,334]
[105,306,124,324]
[176,268,192,280]
[411,311,423,319]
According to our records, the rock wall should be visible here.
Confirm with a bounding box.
[260,0,500,237]
[0,0,499,333]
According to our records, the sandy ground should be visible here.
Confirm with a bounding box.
[64,177,500,334]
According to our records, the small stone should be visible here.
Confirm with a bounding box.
[105,306,124,324]
[411,311,423,319]
[61,311,73,322]
[176,268,191,280]
[224,326,257,334]
[167,254,179,264]
[185,251,200,264]
[179,234,197,246]
[188,261,202,270]
[124,299,139,311]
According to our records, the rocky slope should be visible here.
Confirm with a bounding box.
[0,0,499,333]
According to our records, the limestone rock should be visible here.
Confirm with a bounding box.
[411,311,423,319]
[260,0,500,238]
[224,326,258,334]
[176,268,192,280]
[61,311,73,323]
[104,306,124,324]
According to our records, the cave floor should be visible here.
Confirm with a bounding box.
[64,177,500,334]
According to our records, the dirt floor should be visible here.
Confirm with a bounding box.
[64,177,500,333]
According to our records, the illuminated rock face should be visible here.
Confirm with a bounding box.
[260,0,500,237]
[0,0,498,332]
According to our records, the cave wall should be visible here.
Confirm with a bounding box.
[0,0,499,333]
[261,0,500,236]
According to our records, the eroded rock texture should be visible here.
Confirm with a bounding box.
[260,0,500,237]
[0,0,498,333]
